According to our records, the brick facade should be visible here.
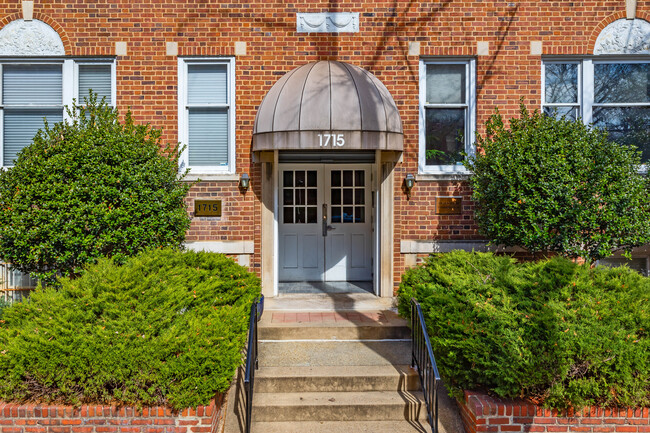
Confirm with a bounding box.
[0,394,226,433]
[459,391,650,433]
[1,0,648,293]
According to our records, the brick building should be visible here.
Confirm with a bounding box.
[0,0,648,298]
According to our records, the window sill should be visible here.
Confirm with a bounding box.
[182,173,239,182]
[416,172,471,182]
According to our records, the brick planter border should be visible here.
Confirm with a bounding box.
[458,391,649,433]
[0,393,226,433]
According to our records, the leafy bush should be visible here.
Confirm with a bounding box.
[0,297,8,320]
[465,104,650,261]
[0,93,191,285]
[0,248,261,409]
[398,250,650,409]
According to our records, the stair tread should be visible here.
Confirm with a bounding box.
[251,420,431,433]
[253,390,425,407]
[259,340,412,367]
[257,364,417,378]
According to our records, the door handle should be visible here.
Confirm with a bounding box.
[322,204,328,237]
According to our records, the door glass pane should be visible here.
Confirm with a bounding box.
[295,171,305,187]
[283,171,293,187]
[343,170,353,187]
[425,108,465,165]
[331,207,342,223]
[283,189,293,205]
[354,170,364,187]
[295,189,305,205]
[355,189,364,205]
[295,207,305,224]
[595,63,650,104]
[331,171,341,187]
[593,106,650,163]
[545,63,578,104]
[307,170,317,187]
[355,207,365,223]
[426,64,466,104]
[343,207,353,223]
[331,189,341,205]
[283,207,293,224]
[343,189,353,205]
[307,207,317,224]
[307,189,317,205]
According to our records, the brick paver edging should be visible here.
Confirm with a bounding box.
[0,393,226,433]
[458,390,649,433]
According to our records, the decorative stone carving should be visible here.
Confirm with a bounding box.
[594,18,650,54]
[0,19,64,56]
[296,12,359,33]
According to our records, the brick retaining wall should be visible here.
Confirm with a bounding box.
[459,391,649,433]
[0,393,226,433]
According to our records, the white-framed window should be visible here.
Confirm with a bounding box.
[178,57,236,174]
[0,58,115,168]
[419,58,476,174]
[542,58,650,164]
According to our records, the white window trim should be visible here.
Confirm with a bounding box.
[0,58,116,169]
[178,57,236,175]
[418,58,476,175]
[541,56,650,172]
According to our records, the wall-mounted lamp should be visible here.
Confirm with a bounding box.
[240,173,250,191]
[404,173,415,200]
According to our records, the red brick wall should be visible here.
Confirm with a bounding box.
[2,1,648,288]
[459,391,650,433]
[0,394,225,433]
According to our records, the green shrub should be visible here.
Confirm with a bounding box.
[0,248,261,409]
[465,104,650,262]
[398,250,650,409]
[0,93,192,285]
[0,297,8,320]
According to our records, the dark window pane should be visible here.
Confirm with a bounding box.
[343,170,353,186]
[343,189,353,205]
[425,108,465,165]
[307,207,317,223]
[355,170,364,187]
[331,207,342,223]
[283,171,293,187]
[355,207,365,223]
[545,63,578,104]
[331,189,341,205]
[295,189,305,205]
[343,207,354,223]
[426,64,465,104]
[307,170,317,187]
[295,207,306,223]
[595,63,650,104]
[283,189,293,205]
[593,106,650,163]
[331,171,341,187]
[355,189,364,205]
[307,189,317,205]
[283,207,293,224]
[295,171,305,187]
[543,106,578,120]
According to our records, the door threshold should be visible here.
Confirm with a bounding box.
[278,280,373,295]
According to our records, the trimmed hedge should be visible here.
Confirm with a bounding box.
[0,248,260,410]
[398,250,649,409]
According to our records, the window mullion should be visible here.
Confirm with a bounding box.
[62,59,74,122]
[582,59,594,125]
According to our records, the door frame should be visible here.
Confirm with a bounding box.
[259,150,399,297]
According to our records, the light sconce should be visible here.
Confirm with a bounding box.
[404,173,415,200]
[240,173,250,191]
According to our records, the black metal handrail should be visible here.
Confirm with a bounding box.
[244,296,262,433]
[411,298,441,433]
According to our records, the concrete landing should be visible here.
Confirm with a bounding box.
[264,293,396,312]
[250,420,430,432]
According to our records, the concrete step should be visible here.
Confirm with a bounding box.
[252,390,428,422]
[259,340,412,367]
[251,420,431,432]
[256,365,420,393]
[263,293,396,312]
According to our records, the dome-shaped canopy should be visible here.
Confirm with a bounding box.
[253,61,403,151]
